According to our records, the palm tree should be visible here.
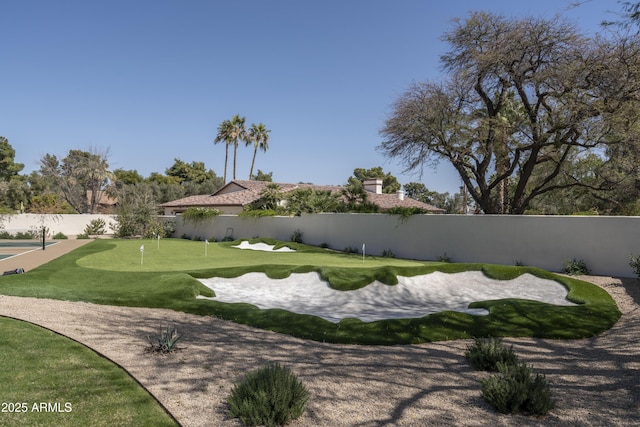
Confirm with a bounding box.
[247,123,271,180]
[228,115,248,181]
[214,119,233,184]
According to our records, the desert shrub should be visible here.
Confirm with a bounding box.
[0,231,13,239]
[319,242,329,249]
[437,253,452,263]
[146,326,182,354]
[228,362,308,427]
[465,337,519,372]
[381,248,395,258]
[481,362,554,416]
[629,254,640,278]
[14,231,34,239]
[84,218,106,235]
[52,232,68,240]
[182,207,220,223]
[76,233,90,239]
[290,229,303,243]
[343,246,359,254]
[561,258,590,275]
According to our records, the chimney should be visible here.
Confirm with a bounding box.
[397,190,405,200]
[363,178,382,194]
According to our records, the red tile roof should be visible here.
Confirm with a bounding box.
[160,180,444,213]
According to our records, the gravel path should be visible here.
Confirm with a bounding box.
[0,275,638,426]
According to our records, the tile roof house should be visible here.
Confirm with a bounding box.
[160,179,445,215]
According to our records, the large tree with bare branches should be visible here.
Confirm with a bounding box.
[379,12,640,214]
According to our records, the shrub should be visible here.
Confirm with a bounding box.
[228,362,308,427]
[182,207,220,223]
[290,229,303,243]
[146,326,182,354]
[381,248,395,258]
[84,218,106,235]
[343,246,359,254]
[76,233,90,239]
[319,242,329,249]
[561,258,590,275]
[14,231,34,239]
[629,254,640,278]
[465,337,519,372]
[481,361,554,416]
[52,232,68,240]
[437,253,452,263]
[0,230,13,239]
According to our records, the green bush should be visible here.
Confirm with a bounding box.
[381,248,395,258]
[146,326,182,354]
[0,230,13,239]
[84,218,106,235]
[182,207,220,223]
[481,362,555,416]
[228,362,308,427]
[465,337,519,372]
[76,233,90,239]
[14,231,35,239]
[290,229,303,243]
[52,232,68,240]
[561,258,590,275]
[343,246,359,254]
[437,253,452,263]
[629,254,640,278]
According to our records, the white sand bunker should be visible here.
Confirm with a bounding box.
[197,271,577,323]
[232,241,296,252]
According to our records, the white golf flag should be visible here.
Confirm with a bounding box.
[140,245,144,252]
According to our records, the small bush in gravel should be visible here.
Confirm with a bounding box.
[52,232,68,239]
[481,361,555,415]
[228,362,308,427]
[465,337,519,372]
[561,258,590,275]
[146,326,182,354]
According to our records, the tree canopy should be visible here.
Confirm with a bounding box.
[379,12,640,214]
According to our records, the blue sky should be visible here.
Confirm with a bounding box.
[2,0,616,194]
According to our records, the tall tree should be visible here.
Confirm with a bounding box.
[39,148,112,213]
[0,137,24,181]
[352,167,401,193]
[247,123,271,180]
[379,12,640,214]
[229,115,248,181]
[214,119,233,183]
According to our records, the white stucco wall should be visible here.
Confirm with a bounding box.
[0,214,117,237]
[174,213,640,278]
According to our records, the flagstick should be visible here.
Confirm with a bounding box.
[362,243,365,264]
[140,245,144,265]
[157,235,160,250]
[205,239,208,257]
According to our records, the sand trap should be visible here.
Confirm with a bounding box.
[232,241,296,252]
[197,271,577,323]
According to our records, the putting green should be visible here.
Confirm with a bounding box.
[75,238,428,272]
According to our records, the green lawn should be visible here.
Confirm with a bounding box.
[0,317,177,427]
[0,238,622,345]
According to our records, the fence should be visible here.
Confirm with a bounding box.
[174,213,640,278]
[0,214,117,237]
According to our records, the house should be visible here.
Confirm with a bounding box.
[160,179,445,215]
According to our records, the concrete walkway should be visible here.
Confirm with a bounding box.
[0,239,92,272]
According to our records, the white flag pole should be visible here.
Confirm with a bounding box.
[205,239,209,257]
[157,234,160,250]
[140,244,144,265]
[362,243,365,264]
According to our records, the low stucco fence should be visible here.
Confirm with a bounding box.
[174,213,640,278]
[0,214,117,237]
